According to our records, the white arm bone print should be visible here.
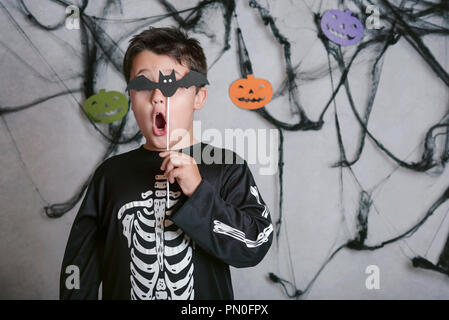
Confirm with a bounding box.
[250,185,269,218]
[117,174,195,300]
[212,185,273,247]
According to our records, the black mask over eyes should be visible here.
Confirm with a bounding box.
[126,69,209,97]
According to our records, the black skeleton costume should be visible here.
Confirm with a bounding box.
[60,142,273,299]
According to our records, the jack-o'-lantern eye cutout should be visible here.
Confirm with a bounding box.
[320,9,364,46]
[229,74,273,110]
[84,89,129,123]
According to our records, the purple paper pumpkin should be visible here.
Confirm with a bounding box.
[320,9,364,46]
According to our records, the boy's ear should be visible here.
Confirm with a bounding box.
[193,86,207,111]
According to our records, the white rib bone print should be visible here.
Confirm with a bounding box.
[117,174,194,300]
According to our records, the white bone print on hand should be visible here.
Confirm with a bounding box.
[250,185,269,218]
[117,174,194,300]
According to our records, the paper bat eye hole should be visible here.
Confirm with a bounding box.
[229,74,273,110]
[163,79,167,83]
[83,89,129,123]
[168,79,173,83]
[320,9,364,46]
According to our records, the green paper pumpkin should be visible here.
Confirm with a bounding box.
[84,89,129,123]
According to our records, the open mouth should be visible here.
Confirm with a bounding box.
[326,24,355,40]
[153,111,167,136]
[237,97,266,103]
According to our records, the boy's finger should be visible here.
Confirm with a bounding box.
[172,152,195,166]
[166,168,181,184]
[160,155,171,170]
[164,219,174,227]
[164,161,175,177]
[170,153,185,167]
[159,150,181,158]
[161,152,178,170]
[166,167,175,184]
[160,151,194,170]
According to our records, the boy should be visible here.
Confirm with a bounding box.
[60,26,273,300]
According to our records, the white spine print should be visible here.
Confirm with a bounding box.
[212,185,272,247]
[117,175,194,300]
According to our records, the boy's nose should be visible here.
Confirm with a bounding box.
[151,88,165,105]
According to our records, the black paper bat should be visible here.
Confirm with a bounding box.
[126,69,209,97]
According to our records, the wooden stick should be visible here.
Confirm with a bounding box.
[166,96,170,208]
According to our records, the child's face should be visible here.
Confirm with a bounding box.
[129,50,207,151]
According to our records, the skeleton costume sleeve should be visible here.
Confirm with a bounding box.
[170,159,273,268]
[59,166,106,300]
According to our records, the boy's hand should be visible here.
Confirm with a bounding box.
[159,151,202,197]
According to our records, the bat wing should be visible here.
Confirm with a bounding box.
[175,71,209,89]
[126,75,159,91]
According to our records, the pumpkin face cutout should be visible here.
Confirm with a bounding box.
[229,74,273,110]
[84,89,129,123]
[320,9,364,46]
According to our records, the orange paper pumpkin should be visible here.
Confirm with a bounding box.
[229,74,273,110]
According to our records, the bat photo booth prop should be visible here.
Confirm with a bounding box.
[126,70,209,97]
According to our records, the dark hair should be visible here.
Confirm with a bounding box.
[123,26,207,86]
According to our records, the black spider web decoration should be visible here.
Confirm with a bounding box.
[0,0,448,299]
[251,0,448,297]
[240,0,449,297]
